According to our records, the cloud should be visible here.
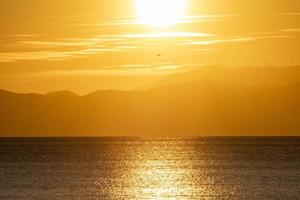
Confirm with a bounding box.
[1,29,291,63]
[122,32,212,38]
[179,14,235,24]
[0,31,214,62]
[285,13,300,16]
[116,64,153,69]
[19,37,125,48]
[0,34,143,62]
[282,28,300,32]
[79,20,142,27]
[186,37,254,45]
[184,35,292,46]
[14,34,40,38]
[115,46,141,50]
[20,40,99,47]
[17,31,210,50]
[78,15,228,27]
[26,64,183,76]
[0,48,125,62]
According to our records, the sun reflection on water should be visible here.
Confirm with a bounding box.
[123,139,208,199]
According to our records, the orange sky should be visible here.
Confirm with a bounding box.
[0,0,299,94]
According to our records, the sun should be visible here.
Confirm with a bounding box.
[136,0,187,27]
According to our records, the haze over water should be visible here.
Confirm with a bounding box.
[0,137,299,199]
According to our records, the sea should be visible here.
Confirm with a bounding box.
[0,137,299,200]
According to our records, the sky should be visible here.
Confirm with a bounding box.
[0,0,300,94]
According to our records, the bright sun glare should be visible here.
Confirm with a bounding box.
[136,0,187,27]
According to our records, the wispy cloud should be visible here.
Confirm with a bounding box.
[110,63,182,70]
[78,15,228,27]
[115,46,141,50]
[0,48,125,62]
[117,64,152,69]
[285,13,300,16]
[79,20,142,27]
[184,35,292,46]
[123,32,212,38]
[19,37,125,48]
[186,37,254,45]
[28,64,184,76]
[14,34,41,38]
[282,28,300,32]
[0,31,214,62]
[20,40,100,47]
[0,29,292,63]
[180,14,235,24]
[18,32,210,49]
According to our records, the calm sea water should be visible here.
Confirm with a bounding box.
[0,137,299,200]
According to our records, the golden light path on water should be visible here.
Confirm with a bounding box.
[120,138,213,199]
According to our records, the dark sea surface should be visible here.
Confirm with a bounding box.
[0,137,299,200]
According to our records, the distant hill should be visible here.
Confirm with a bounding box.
[46,91,78,98]
[0,66,300,137]
[141,65,300,90]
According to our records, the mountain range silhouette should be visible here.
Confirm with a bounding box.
[1,65,299,136]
